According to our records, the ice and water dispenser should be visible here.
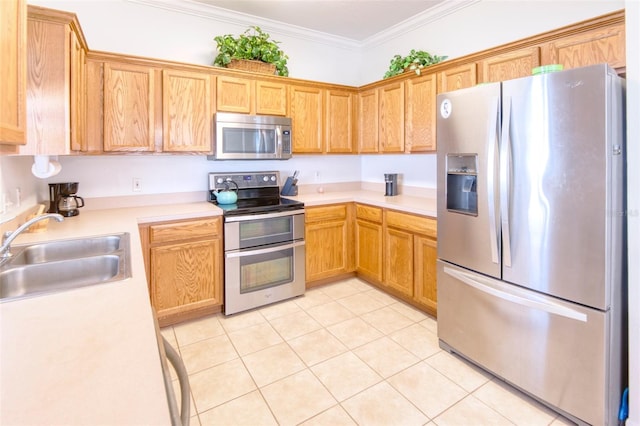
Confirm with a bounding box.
[446,154,478,215]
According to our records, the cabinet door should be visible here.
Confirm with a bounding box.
[69,29,86,152]
[356,219,383,284]
[438,63,477,93]
[542,22,625,71]
[289,85,323,153]
[384,227,414,297]
[162,69,211,152]
[405,73,436,152]
[150,238,222,319]
[0,0,26,146]
[23,18,70,155]
[379,82,404,153]
[305,220,351,282]
[358,89,378,153]
[478,47,540,83]
[414,235,438,315]
[216,75,252,113]
[325,89,355,153]
[103,62,155,151]
[255,80,287,115]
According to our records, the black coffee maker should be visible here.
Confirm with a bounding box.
[48,182,85,217]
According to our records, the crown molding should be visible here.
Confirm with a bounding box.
[126,0,480,51]
[126,0,362,50]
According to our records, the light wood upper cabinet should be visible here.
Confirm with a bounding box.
[103,62,156,152]
[21,8,86,156]
[378,81,404,153]
[357,89,378,153]
[325,89,355,153]
[0,0,26,148]
[255,80,287,115]
[305,204,354,284]
[162,69,211,153]
[541,22,625,71]
[478,47,541,83]
[216,75,252,113]
[289,84,323,153]
[405,73,437,152]
[438,63,477,93]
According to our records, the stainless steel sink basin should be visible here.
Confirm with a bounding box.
[0,233,131,301]
[9,234,126,264]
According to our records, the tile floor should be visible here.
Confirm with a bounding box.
[161,278,575,426]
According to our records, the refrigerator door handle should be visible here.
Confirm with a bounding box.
[500,96,513,267]
[443,266,587,322]
[487,96,500,264]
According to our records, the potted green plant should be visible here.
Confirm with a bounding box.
[213,26,289,76]
[383,49,447,79]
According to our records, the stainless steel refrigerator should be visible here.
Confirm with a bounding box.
[436,63,627,426]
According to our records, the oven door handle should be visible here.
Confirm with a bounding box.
[225,240,305,258]
[224,209,305,222]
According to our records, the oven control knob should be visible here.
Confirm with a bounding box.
[262,176,269,182]
[270,176,276,181]
[216,178,223,184]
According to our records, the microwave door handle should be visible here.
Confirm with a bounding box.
[276,125,283,157]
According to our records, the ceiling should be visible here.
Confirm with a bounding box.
[189,0,448,41]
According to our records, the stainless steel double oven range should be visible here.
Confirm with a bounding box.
[209,172,305,315]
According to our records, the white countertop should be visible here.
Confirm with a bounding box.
[0,192,433,424]
[0,202,221,426]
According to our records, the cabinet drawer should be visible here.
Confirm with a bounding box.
[150,218,221,243]
[356,204,382,223]
[385,210,437,238]
[306,204,348,223]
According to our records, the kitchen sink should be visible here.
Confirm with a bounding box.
[8,234,126,264]
[0,233,131,301]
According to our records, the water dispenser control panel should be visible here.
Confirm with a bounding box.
[446,154,478,216]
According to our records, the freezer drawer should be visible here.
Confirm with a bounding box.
[437,261,621,426]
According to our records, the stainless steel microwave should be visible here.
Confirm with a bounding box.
[209,112,292,160]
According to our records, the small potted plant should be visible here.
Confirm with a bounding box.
[213,26,289,76]
[383,49,447,79]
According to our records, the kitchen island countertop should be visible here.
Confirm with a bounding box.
[0,202,221,425]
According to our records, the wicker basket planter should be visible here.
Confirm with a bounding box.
[227,59,277,75]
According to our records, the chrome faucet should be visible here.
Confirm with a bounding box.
[1,214,64,259]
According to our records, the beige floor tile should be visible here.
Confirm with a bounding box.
[419,316,438,335]
[311,351,382,401]
[321,281,363,300]
[306,300,356,327]
[551,415,577,425]
[389,323,442,359]
[327,317,384,349]
[190,415,201,426]
[342,381,428,426]
[198,390,277,426]
[425,351,491,393]
[160,326,178,348]
[189,358,256,413]
[300,404,357,426]
[242,342,306,387]
[388,301,431,322]
[261,369,337,426]
[345,277,375,292]
[294,288,333,310]
[363,288,399,306]
[268,310,323,340]
[258,298,302,321]
[360,305,415,335]
[173,315,225,347]
[179,334,238,375]
[336,292,385,316]
[473,379,557,426]
[218,310,266,333]
[387,362,467,418]
[227,322,283,356]
[353,336,420,378]
[288,328,348,366]
[434,394,512,426]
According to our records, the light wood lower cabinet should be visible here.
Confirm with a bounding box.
[140,217,223,326]
[305,204,354,285]
[355,204,383,284]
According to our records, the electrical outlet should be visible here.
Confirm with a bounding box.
[132,178,142,192]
